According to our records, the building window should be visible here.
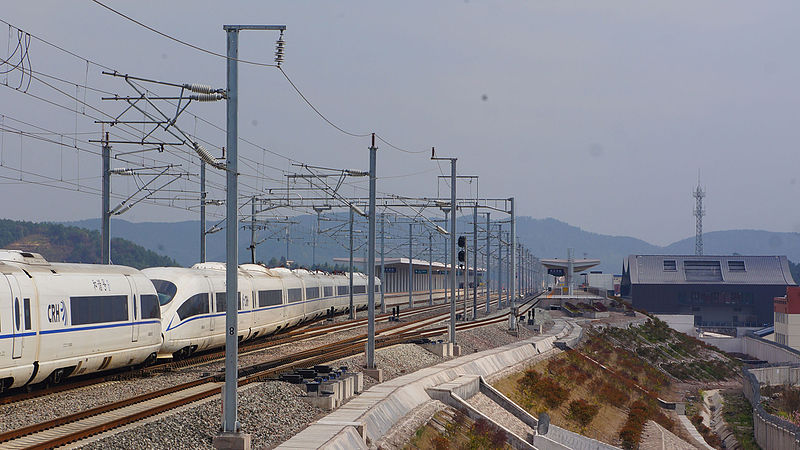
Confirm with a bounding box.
[663,260,677,271]
[684,260,723,282]
[728,260,746,272]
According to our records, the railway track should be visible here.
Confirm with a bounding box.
[0,291,537,449]
[0,289,480,407]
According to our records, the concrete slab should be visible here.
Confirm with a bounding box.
[212,432,251,450]
[302,394,336,411]
[364,367,383,382]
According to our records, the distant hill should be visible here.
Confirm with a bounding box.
[59,216,800,274]
[0,219,178,269]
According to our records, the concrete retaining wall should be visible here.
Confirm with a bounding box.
[278,320,573,449]
[742,364,800,450]
[699,336,743,354]
[743,336,800,364]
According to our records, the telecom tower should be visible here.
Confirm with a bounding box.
[693,180,705,256]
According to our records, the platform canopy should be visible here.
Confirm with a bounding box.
[540,258,601,276]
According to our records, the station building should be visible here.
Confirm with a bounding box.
[333,257,483,294]
[774,286,800,347]
[622,255,795,327]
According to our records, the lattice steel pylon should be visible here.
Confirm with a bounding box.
[693,181,706,256]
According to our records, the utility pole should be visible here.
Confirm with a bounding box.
[442,208,449,305]
[200,161,206,263]
[429,233,433,305]
[497,223,503,309]
[485,212,490,313]
[366,134,377,370]
[506,231,511,305]
[219,22,285,446]
[510,197,516,304]
[285,223,290,265]
[431,149,457,344]
[349,207,355,319]
[380,212,386,314]
[472,203,478,319]
[249,196,256,263]
[101,132,111,265]
[408,223,413,309]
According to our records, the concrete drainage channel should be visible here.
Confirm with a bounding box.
[277,318,614,450]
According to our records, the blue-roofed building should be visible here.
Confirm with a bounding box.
[621,255,796,327]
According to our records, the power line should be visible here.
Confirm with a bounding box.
[90,0,279,68]
[86,3,436,156]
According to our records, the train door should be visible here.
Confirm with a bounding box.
[205,277,214,333]
[3,274,23,359]
[125,275,139,343]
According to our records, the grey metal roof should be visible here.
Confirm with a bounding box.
[540,258,601,273]
[628,255,796,285]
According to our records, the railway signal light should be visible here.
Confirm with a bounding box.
[457,236,466,248]
[458,250,466,263]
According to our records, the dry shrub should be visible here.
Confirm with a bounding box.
[517,369,569,409]
[432,435,449,450]
[567,399,600,428]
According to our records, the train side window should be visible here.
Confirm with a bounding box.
[151,279,178,306]
[323,286,333,297]
[353,285,366,294]
[238,292,245,310]
[337,286,349,296]
[215,292,226,312]
[140,294,161,320]
[70,295,129,325]
[287,288,303,303]
[23,298,31,330]
[176,293,210,321]
[14,297,20,330]
[258,290,282,307]
[306,287,320,300]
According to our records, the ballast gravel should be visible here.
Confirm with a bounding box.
[80,381,322,450]
[7,302,547,449]
[0,371,199,433]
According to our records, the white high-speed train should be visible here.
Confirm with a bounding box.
[0,250,161,391]
[143,262,379,359]
[0,249,380,391]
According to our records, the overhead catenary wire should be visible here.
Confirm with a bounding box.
[0,15,487,240]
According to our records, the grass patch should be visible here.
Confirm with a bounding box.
[722,392,760,450]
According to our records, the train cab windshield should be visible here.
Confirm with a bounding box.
[152,279,178,306]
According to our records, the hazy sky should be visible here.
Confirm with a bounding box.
[1,1,799,246]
